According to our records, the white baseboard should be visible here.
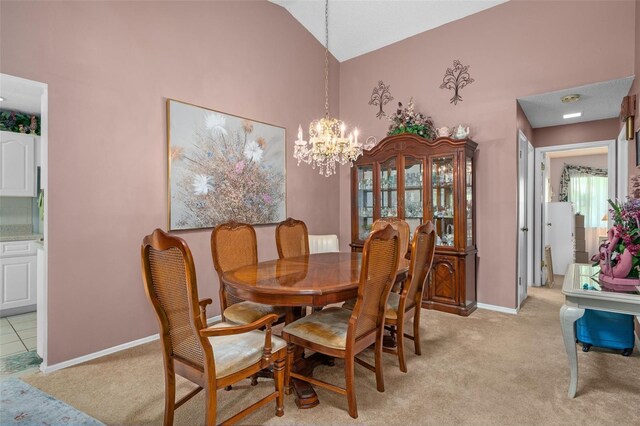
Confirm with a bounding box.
[42,315,221,374]
[477,303,519,315]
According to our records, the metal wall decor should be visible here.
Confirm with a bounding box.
[368,80,394,118]
[440,60,474,105]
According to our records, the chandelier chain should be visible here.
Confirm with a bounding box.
[324,0,329,118]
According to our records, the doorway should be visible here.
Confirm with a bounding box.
[533,140,616,285]
[0,73,48,373]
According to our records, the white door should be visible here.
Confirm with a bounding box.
[517,132,529,307]
[546,202,575,275]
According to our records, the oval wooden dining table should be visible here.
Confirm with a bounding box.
[222,252,410,409]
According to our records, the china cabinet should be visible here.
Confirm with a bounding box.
[350,133,477,316]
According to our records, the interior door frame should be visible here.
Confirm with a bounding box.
[533,139,617,285]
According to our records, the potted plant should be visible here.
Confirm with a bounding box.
[593,198,640,288]
[387,98,436,140]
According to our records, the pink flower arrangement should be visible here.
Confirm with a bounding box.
[592,198,640,279]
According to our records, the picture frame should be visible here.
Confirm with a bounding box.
[167,99,286,231]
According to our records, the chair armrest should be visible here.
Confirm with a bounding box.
[198,298,213,326]
[200,314,279,361]
[199,314,279,338]
[199,298,213,308]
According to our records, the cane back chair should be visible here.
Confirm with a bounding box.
[383,221,436,372]
[275,218,309,259]
[211,222,285,325]
[281,225,400,419]
[141,229,287,426]
[371,217,410,260]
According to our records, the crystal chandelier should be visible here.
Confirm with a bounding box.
[294,0,362,177]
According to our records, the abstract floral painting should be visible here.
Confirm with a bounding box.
[167,99,286,230]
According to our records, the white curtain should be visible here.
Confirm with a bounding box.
[568,172,608,258]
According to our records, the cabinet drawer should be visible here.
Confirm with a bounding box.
[0,241,37,257]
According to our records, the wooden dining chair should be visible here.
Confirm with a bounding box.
[275,217,309,259]
[141,229,287,426]
[371,217,410,260]
[382,221,436,373]
[211,222,285,325]
[281,225,400,419]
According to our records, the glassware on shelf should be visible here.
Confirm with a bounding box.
[443,224,454,246]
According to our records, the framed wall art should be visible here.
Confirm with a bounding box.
[167,99,286,230]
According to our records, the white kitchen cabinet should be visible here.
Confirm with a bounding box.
[0,131,36,196]
[0,240,37,313]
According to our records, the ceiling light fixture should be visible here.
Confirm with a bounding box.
[560,94,581,103]
[0,97,5,102]
[293,0,361,177]
[563,112,582,119]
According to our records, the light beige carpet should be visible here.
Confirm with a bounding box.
[22,284,640,425]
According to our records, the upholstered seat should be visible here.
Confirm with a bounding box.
[224,301,286,326]
[342,293,399,320]
[281,307,351,350]
[384,292,400,320]
[209,322,287,378]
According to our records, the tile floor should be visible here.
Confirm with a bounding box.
[0,312,37,357]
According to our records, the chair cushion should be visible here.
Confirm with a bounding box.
[342,294,399,320]
[282,307,351,350]
[208,322,287,379]
[224,301,285,325]
[385,292,400,320]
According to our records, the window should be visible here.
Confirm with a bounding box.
[568,174,608,228]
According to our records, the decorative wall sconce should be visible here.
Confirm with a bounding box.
[620,94,636,140]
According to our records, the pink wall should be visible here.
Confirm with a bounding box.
[0,1,341,364]
[549,154,608,202]
[532,118,620,148]
[338,0,635,308]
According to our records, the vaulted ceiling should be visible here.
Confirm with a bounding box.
[270,0,508,62]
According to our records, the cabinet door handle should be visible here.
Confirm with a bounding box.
[521,227,528,232]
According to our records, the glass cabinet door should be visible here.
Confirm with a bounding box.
[356,165,374,240]
[379,158,397,218]
[431,156,455,247]
[404,156,423,238]
[466,156,474,247]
